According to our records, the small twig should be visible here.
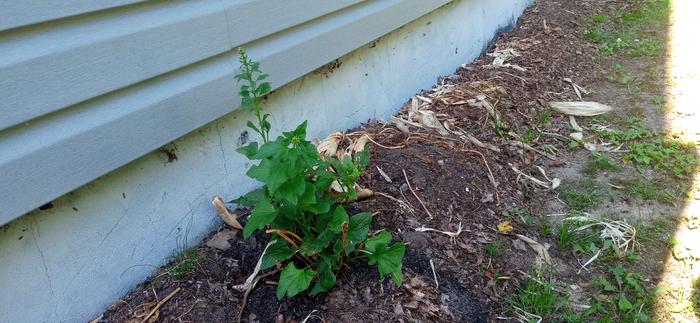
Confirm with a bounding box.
[141,287,181,323]
[375,192,415,214]
[402,169,434,219]
[237,268,282,323]
[429,259,439,291]
[415,222,465,243]
[461,149,501,205]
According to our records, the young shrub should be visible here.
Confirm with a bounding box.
[232,49,405,298]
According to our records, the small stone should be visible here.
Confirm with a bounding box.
[394,303,405,316]
[569,132,583,141]
[438,160,445,166]
[362,286,373,303]
[480,193,494,204]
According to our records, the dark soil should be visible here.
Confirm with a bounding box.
[98,1,661,322]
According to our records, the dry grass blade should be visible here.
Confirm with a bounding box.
[232,240,276,291]
[510,165,559,190]
[375,192,415,215]
[375,166,392,183]
[464,134,501,153]
[565,215,637,272]
[415,222,464,243]
[403,169,434,219]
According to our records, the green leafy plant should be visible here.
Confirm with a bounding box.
[586,265,653,322]
[625,138,697,177]
[233,49,404,299]
[508,268,577,321]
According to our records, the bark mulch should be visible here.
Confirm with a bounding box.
[99,1,625,322]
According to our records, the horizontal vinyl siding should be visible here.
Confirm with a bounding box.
[0,0,452,225]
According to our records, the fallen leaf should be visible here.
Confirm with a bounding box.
[497,221,513,234]
[516,234,552,266]
[206,229,238,250]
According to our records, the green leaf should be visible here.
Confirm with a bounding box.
[309,255,336,296]
[246,120,261,134]
[284,121,308,141]
[235,142,258,159]
[618,293,634,310]
[261,240,294,270]
[246,159,288,193]
[368,242,405,286]
[300,230,335,256]
[347,212,372,245]
[243,197,277,238]
[299,182,316,205]
[276,176,305,205]
[276,263,315,299]
[253,140,287,159]
[256,82,272,96]
[241,97,256,111]
[231,188,265,208]
[365,231,392,253]
[330,206,349,234]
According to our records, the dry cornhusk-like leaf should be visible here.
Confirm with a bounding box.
[316,132,343,158]
[549,101,614,116]
[212,196,243,229]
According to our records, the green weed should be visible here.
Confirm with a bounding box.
[484,239,505,258]
[625,138,698,177]
[586,265,654,322]
[627,178,676,204]
[584,153,618,174]
[165,248,205,280]
[234,49,404,298]
[508,269,577,321]
[559,180,606,211]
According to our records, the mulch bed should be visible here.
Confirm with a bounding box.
[99,1,624,322]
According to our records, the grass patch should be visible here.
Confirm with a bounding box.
[508,269,580,322]
[559,180,606,211]
[165,247,205,280]
[484,239,505,258]
[627,178,676,204]
[584,0,669,57]
[556,219,602,253]
[584,153,618,174]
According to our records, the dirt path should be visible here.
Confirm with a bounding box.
[97,1,700,322]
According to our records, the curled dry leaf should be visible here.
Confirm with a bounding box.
[569,116,583,132]
[549,101,613,116]
[316,132,343,158]
[212,196,243,230]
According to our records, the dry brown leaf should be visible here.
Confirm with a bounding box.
[212,196,243,230]
[515,234,552,266]
[497,221,514,234]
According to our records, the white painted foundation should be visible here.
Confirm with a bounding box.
[0,0,530,321]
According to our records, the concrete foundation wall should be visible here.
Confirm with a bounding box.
[0,0,530,321]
